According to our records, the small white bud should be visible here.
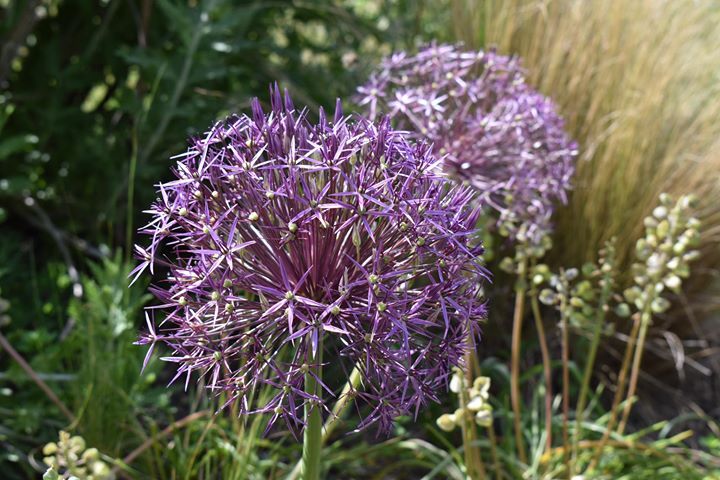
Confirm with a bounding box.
[436,413,457,432]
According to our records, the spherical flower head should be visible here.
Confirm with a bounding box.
[134,85,488,435]
[357,43,577,246]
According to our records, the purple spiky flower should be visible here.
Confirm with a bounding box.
[133,86,488,435]
[357,43,577,245]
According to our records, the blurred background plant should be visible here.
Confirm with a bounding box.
[448,0,720,450]
[2,0,720,478]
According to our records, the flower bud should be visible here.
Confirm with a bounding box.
[42,442,58,456]
[652,206,668,219]
[436,413,457,432]
[651,297,671,314]
[475,406,493,427]
[539,289,557,306]
[449,372,462,393]
[614,303,631,318]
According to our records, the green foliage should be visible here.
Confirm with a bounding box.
[64,253,160,455]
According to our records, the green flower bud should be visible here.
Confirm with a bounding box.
[69,435,86,452]
[436,413,457,432]
[449,373,462,393]
[651,297,671,314]
[643,217,658,228]
[623,287,641,303]
[614,303,631,318]
[475,406,493,427]
[664,275,681,291]
[539,289,557,306]
[499,257,515,274]
[653,206,668,219]
[42,443,58,456]
[467,395,486,412]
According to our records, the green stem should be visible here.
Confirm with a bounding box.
[559,303,571,479]
[617,307,652,434]
[301,337,323,480]
[324,366,361,440]
[288,366,362,480]
[460,350,486,479]
[529,287,553,453]
[510,258,528,465]
[486,423,502,480]
[572,280,612,472]
[586,312,641,473]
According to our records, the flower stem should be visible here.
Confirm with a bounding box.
[460,349,486,479]
[529,286,553,453]
[559,303,571,479]
[572,277,612,473]
[324,365,361,440]
[586,313,641,472]
[288,366,362,480]
[487,423,502,480]
[510,258,528,465]
[617,308,651,434]
[302,338,323,480]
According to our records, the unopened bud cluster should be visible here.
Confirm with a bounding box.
[537,194,701,328]
[42,431,112,480]
[537,239,619,329]
[623,194,700,315]
[436,369,493,432]
[499,232,554,278]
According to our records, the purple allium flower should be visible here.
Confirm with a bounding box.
[357,43,577,245]
[134,86,488,435]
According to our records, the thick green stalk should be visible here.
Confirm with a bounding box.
[287,366,362,480]
[510,258,528,465]
[302,339,323,480]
